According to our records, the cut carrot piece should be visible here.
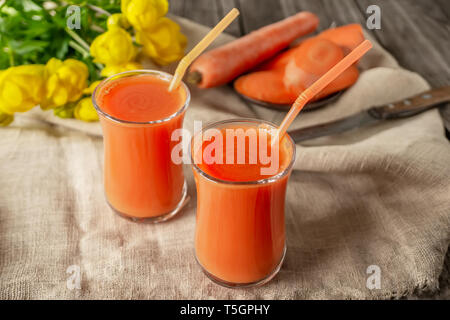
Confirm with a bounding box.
[235,26,363,105]
[284,38,359,101]
[310,66,359,101]
[234,70,297,104]
[284,38,344,93]
[317,24,364,53]
[293,38,344,75]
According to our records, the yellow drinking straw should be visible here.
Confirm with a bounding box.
[168,8,240,92]
[273,39,373,144]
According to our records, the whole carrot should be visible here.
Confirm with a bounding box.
[187,11,319,88]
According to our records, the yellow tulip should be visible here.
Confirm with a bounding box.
[107,13,131,30]
[0,110,14,126]
[90,27,137,66]
[74,98,99,122]
[0,64,45,115]
[101,61,143,77]
[122,0,168,31]
[40,58,89,110]
[136,17,187,65]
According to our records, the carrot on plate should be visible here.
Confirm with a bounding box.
[187,11,319,88]
[234,70,297,105]
[311,66,359,101]
[235,37,360,105]
[284,38,359,101]
[291,37,344,76]
[317,24,364,53]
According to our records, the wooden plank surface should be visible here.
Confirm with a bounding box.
[168,0,450,299]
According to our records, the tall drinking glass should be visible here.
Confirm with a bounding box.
[93,70,190,222]
[190,119,296,287]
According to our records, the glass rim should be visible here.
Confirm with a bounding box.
[189,118,297,186]
[92,69,191,125]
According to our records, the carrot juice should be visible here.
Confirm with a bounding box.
[93,70,190,222]
[190,119,296,287]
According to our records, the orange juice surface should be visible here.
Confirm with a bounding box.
[196,126,289,182]
[192,123,294,284]
[99,75,185,122]
[96,74,188,219]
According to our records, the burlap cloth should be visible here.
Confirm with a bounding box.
[1,16,449,300]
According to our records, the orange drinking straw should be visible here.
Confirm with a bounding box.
[168,8,240,92]
[274,39,373,142]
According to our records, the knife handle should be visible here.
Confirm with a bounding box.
[368,86,450,119]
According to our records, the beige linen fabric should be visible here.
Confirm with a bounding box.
[1,17,449,299]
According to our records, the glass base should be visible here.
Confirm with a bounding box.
[108,181,188,223]
[195,246,286,288]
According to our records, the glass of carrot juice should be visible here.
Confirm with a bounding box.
[190,119,296,287]
[93,70,190,222]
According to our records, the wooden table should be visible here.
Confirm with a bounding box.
[170,0,449,300]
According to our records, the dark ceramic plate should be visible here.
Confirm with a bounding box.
[236,90,344,112]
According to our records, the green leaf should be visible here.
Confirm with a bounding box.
[9,39,48,55]
[55,38,69,59]
[54,102,76,119]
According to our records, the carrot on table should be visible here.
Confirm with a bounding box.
[187,11,319,88]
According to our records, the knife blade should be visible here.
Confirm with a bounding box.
[288,85,450,143]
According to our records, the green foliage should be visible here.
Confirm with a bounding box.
[54,101,76,118]
[0,0,121,80]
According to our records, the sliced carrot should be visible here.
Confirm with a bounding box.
[188,12,319,88]
[235,26,363,105]
[234,70,297,104]
[317,24,364,53]
[310,66,359,101]
[284,38,344,93]
[293,38,344,75]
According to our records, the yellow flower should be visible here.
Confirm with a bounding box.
[41,58,89,110]
[74,98,99,122]
[90,27,137,66]
[101,61,143,77]
[107,13,131,30]
[0,110,14,126]
[136,17,187,65]
[0,64,45,114]
[82,81,102,95]
[121,0,168,31]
